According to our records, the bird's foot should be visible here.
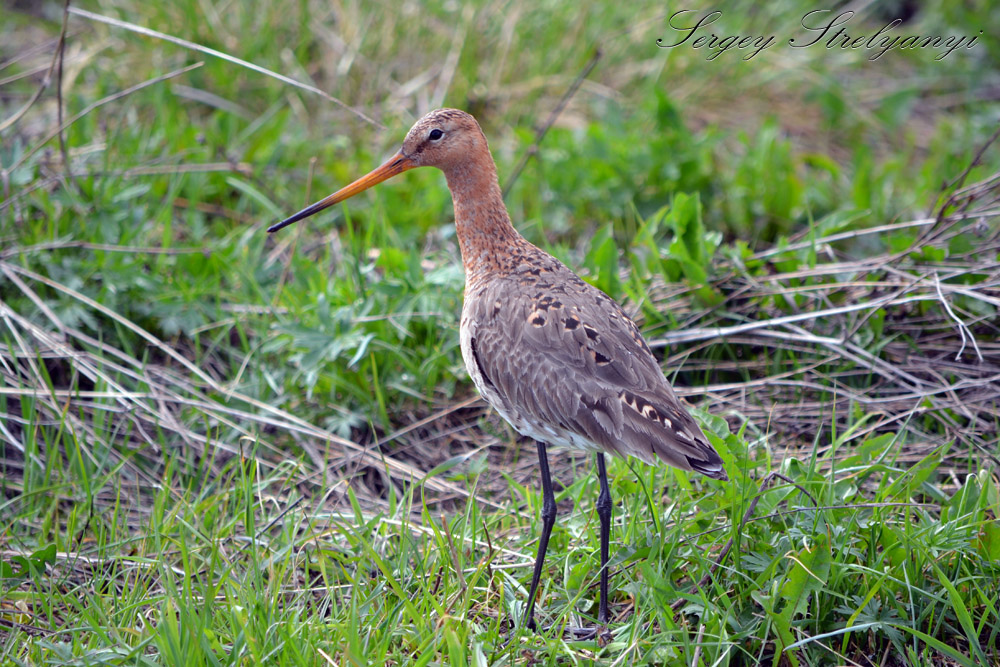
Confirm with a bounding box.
[563,624,612,645]
[502,618,612,647]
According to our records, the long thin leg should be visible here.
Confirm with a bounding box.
[523,440,556,631]
[595,453,612,624]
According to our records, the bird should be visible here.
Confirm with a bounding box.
[268,108,728,636]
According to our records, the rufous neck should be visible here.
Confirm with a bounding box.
[443,158,523,277]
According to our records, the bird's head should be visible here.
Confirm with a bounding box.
[268,108,485,233]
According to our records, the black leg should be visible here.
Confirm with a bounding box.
[523,440,556,631]
[595,453,612,624]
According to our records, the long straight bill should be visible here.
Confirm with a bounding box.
[267,151,414,233]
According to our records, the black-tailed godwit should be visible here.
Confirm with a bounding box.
[269,108,728,636]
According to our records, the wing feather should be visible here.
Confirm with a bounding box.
[464,263,726,479]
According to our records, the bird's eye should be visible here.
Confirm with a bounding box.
[428,129,444,141]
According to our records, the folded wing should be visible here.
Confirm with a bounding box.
[465,264,727,480]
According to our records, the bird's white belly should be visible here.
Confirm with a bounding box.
[495,409,601,452]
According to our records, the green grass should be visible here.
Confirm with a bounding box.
[2,0,999,664]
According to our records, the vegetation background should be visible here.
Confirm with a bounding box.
[1,0,998,664]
